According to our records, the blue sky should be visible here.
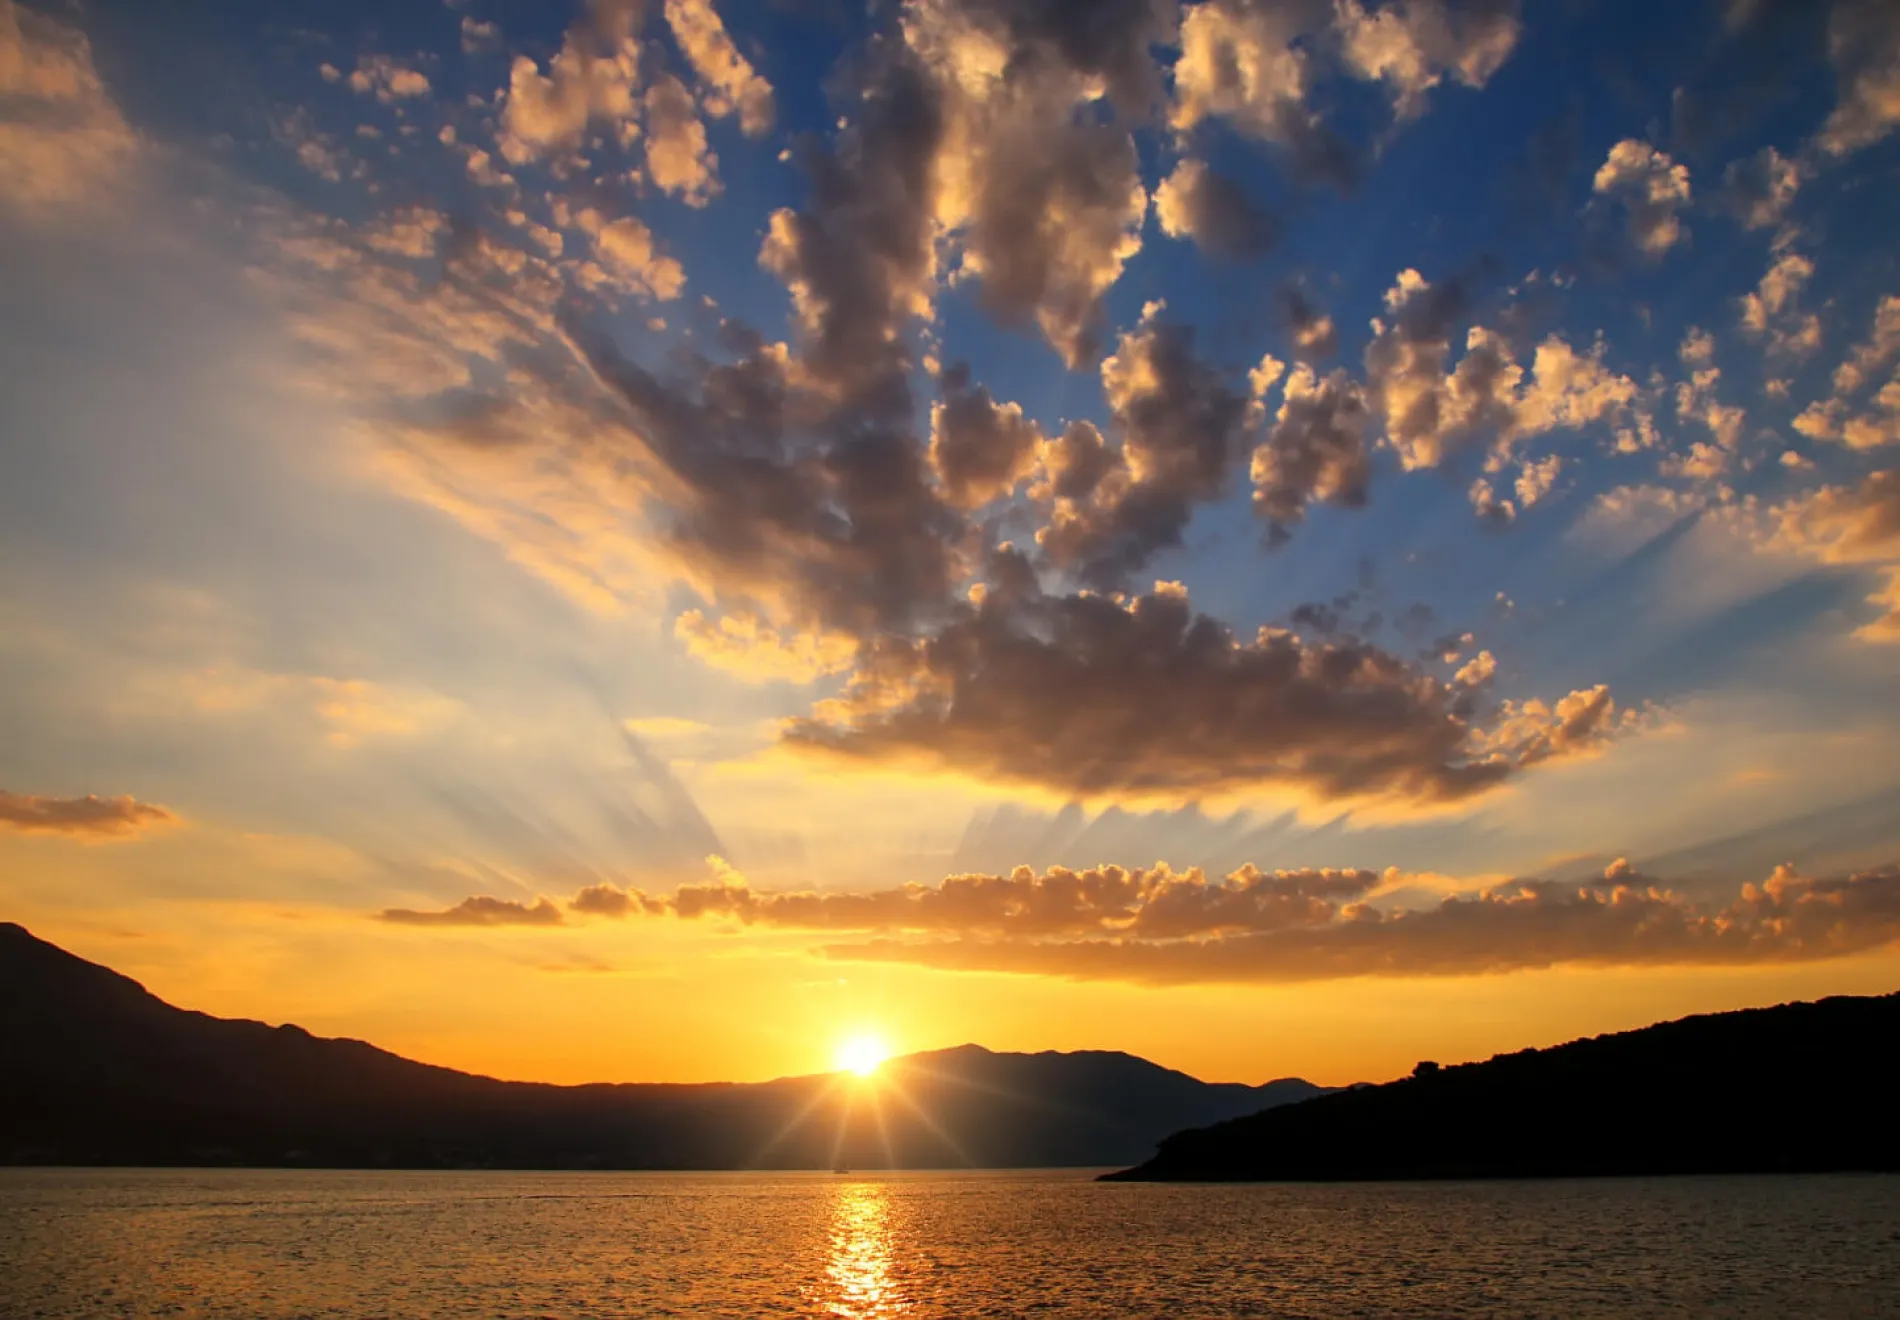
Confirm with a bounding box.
[3,0,1899,1084]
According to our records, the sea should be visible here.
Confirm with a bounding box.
[2,1168,1896,1318]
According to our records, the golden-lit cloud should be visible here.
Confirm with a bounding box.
[425,854,1900,988]
[1153,157,1277,260]
[642,72,718,206]
[1034,305,1253,584]
[1334,0,1521,118]
[0,790,176,839]
[496,0,644,164]
[664,0,774,136]
[379,895,565,927]
[673,610,858,684]
[819,860,1900,984]
[780,575,1639,807]
[0,0,137,210]
[1817,0,1900,157]
[1593,138,1692,257]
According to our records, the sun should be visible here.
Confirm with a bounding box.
[835,1033,889,1078]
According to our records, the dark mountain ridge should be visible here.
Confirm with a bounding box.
[0,922,1324,1169]
[1105,990,1900,1181]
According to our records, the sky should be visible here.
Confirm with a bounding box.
[3,0,1900,1090]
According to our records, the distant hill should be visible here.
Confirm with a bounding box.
[0,922,1325,1169]
[1105,992,1900,1181]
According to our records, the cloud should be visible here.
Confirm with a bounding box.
[1171,0,1355,188]
[1033,307,1253,586]
[0,790,177,839]
[587,857,1394,938]
[781,573,1637,807]
[664,0,775,136]
[1722,144,1801,230]
[1740,251,1813,337]
[906,0,1159,365]
[1762,465,1900,638]
[460,17,502,55]
[378,895,565,926]
[674,609,859,684]
[347,56,431,103]
[819,861,1900,984]
[1831,294,1900,396]
[642,71,719,205]
[1333,0,1522,118]
[1360,269,1640,474]
[0,0,138,210]
[928,364,1043,508]
[561,854,1900,988]
[584,210,689,299]
[1153,158,1278,259]
[496,0,645,163]
[1817,0,1900,157]
[1251,364,1372,533]
[1593,139,1692,257]
[1281,286,1338,361]
[1789,295,1900,451]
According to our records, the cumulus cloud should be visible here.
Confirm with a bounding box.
[347,56,431,103]
[1817,0,1900,157]
[906,0,1160,365]
[1593,138,1691,257]
[496,0,645,163]
[1333,0,1522,118]
[928,364,1042,508]
[1034,308,1253,586]
[664,0,774,135]
[1153,157,1278,259]
[782,573,1637,807]
[1791,295,1900,451]
[1251,364,1372,533]
[1740,251,1815,343]
[0,0,137,209]
[1831,294,1900,397]
[556,854,1900,988]
[580,209,688,299]
[379,895,566,926]
[1362,269,1639,473]
[0,790,177,839]
[642,71,718,205]
[1172,0,1354,188]
[1722,144,1801,230]
[584,858,1392,938]
[1281,285,1338,361]
[818,861,1900,984]
[757,53,941,412]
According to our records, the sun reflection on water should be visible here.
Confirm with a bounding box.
[824,1181,902,1317]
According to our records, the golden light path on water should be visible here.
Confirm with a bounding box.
[823,1181,899,1318]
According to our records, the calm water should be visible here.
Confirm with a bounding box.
[2,1168,1897,1318]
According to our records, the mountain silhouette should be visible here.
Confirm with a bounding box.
[1105,990,1900,1181]
[0,923,1324,1169]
